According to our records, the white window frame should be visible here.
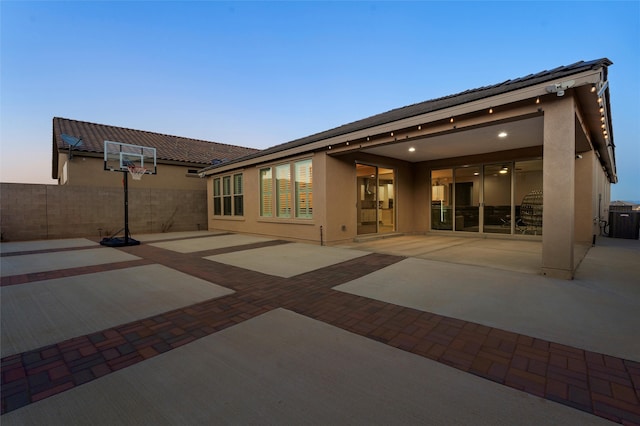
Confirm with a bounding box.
[260,158,313,220]
[213,173,243,217]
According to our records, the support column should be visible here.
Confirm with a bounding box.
[575,150,596,244]
[542,96,576,279]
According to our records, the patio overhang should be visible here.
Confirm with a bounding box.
[201,59,615,184]
[324,68,615,183]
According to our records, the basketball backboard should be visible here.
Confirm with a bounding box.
[104,140,157,174]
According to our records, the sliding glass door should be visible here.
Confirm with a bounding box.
[431,159,542,235]
[431,169,452,230]
[483,164,512,234]
[357,163,395,235]
[454,166,480,232]
[515,159,543,235]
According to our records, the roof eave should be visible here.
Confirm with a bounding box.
[202,67,608,176]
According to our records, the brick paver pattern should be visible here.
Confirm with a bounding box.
[1,237,639,424]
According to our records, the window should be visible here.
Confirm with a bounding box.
[295,160,312,218]
[213,173,243,217]
[260,168,273,217]
[213,178,221,216]
[276,165,291,218]
[223,176,232,215]
[233,173,243,216]
[260,159,313,220]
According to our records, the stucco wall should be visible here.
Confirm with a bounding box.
[207,152,420,245]
[207,154,325,244]
[0,183,207,242]
[56,154,207,190]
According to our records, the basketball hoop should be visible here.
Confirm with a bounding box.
[127,165,147,180]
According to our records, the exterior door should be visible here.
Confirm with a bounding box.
[483,163,513,234]
[454,166,481,232]
[357,164,395,235]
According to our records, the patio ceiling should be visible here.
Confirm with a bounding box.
[360,116,543,163]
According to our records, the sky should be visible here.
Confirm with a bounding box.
[1,1,639,201]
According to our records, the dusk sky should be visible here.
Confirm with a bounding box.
[1,1,638,201]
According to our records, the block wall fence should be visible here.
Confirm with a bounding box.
[0,183,208,242]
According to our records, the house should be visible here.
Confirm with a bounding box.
[52,117,259,189]
[0,117,262,240]
[200,58,617,279]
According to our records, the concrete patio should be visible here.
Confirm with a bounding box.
[1,231,638,424]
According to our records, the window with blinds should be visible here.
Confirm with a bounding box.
[213,178,222,216]
[260,159,312,220]
[260,168,273,217]
[212,174,243,217]
[233,174,243,216]
[276,164,291,218]
[295,160,312,219]
[222,176,232,215]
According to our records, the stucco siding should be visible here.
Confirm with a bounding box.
[56,155,206,190]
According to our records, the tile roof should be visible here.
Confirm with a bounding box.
[53,118,259,166]
[202,58,612,172]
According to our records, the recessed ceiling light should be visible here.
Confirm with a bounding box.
[408,147,416,152]
[498,131,508,138]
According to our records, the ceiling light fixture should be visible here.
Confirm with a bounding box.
[450,117,454,123]
[408,147,416,152]
[489,107,493,114]
[498,131,507,138]
[591,85,597,93]
[536,97,540,104]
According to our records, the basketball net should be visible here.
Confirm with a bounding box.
[127,165,147,181]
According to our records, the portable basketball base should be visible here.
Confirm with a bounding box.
[100,141,156,247]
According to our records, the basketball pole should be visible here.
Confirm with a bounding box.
[123,169,130,245]
[101,140,151,247]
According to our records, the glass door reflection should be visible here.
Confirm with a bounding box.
[431,169,452,230]
[377,168,395,234]
[357,164,378,235]
[356,164,395,235]
[483,163,512,234]
[454,166,480,232]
